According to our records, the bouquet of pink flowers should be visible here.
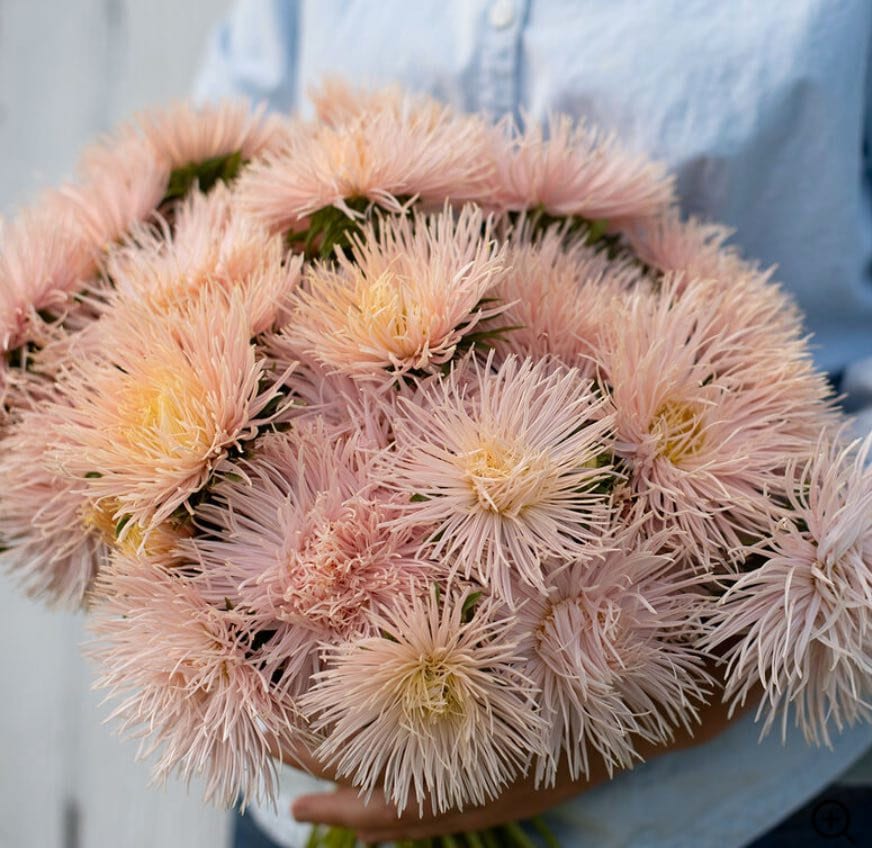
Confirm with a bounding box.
[1,82,870,846]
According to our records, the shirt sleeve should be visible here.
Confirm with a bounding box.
[192,0,300,112]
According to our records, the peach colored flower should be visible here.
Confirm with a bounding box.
[187,423,432,695]
[0,196,95,354]
[386,355,616,601]
[0,403,104,607]
[286,205,507,382]
[309,78,445,129]
[490,115,675,223]
[238,88,495,233]
[597,278,820,566]
[59,99,283,285]
[515,533,710,786]
[53,292,289,530]
[624,210,744,284]
[257,332,398,449]
[138,99,286,171]
[702,436,872,746]
[104,184,302,336]
[301,587,544,814]
[61,135,169,263]
[89,554,300,806]
[492,221,645,374]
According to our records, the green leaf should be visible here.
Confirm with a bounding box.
[163,150,245,204]
[501,823,538,848]
[84,471,103,479]
[410,493,430,503]
[305,825,322,848]
[461,591,483,623]
[480,830,500,848]
[584,217,610,245]
[530,817,561,848]
[457,325,525,350]
[114,514,132,538]
[286,197,371,259]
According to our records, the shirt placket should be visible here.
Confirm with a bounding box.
[478,0,527,122]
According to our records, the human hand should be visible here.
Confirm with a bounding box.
[285,742,590,843]
[280,677,744,844]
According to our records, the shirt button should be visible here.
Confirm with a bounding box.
[489,0,516,29]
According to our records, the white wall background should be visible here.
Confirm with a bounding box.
[0,2,233,847]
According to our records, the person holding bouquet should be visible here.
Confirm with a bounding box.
[190,2,872,847]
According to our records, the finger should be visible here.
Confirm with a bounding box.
[357,785,563,842]
[292,787,401,831]
[356,803,500,842]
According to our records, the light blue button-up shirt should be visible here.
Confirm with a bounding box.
[195,3,872,846]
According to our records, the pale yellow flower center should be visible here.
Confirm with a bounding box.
[348,272,431,361]
[82,498,182,560]
[81,501,141,557]
[118,367,211,455]
[400,650,464,723]
[357,275,408,331]
[81,499,122,545]
[147,274,210,314]
[650,399,706,464]
[461,437,554,515]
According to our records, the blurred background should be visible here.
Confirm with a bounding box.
[0,1,232,846]
[1,2,871,847]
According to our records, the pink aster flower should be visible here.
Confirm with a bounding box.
[188,422,432,695]
[60,100,283,279]
[61,134,169,264]
[309,78,445,129]
[386,354,616,601]
[88,554,300,806]
[597,278,817,566]
[237,87,495,233]
[0,394,191,607]
[52,292,288,531]
[0,403,104,606]
[623,213,824,393]
[301,587,544,815]
[0,196,95,355]
[286,205,508,382]
[104,185,302,336]
[624,210,744,284]
[138,99,286,171]
[492,222,645,374]
[490,115,675,224]
[700,273,839,443]
[702,436,872,746]
[628,268,838,449]
[515,534,710,786]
